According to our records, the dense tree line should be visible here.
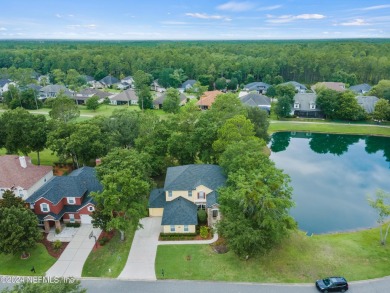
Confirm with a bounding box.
[0,40,389,86]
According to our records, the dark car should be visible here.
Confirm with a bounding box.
[315,277,348,292]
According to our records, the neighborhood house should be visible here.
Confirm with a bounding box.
[148,164,226,233]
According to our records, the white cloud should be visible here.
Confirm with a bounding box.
[55,14,62,18]
[359,4,390,11]
[340,19,369,26]
[257,5,282,11]
[267,14,325,23]
[66,24,97,29]
[0,27,7,31]
[217,1,254,12]
[186,13,230,21]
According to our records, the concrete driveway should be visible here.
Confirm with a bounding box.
[118,217,162,281]
[46,224,101,277]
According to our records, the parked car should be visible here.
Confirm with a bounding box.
[315,276,348,292]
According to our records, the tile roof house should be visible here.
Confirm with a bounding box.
[110,89,139,105]
[349,83,372,95]
[153,92,188,109]
[179,80,196,93]
[196,90,223,110]
[148,164,226,233]
[243,82,270,94]
[39,84,73,99]
[26,167,102,233]
[312,82,346,92]
[293,93,324,118]
[281,81,307,93]
[240,92,271,113]
[356,96,379,114]
[0,155,53,200]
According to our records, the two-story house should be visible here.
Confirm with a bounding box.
[26,167,102,233]
[148,164,226,233]
[0,155,53,200]
[293,93,324,118]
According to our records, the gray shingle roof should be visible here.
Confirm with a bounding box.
[206,190,218,208]
[161,197,198,225]
[148,188,166,208]
[356,96,379,114]
[164,164,226,191]
[100,75,119,85]
[243,82,270,91]
[281,81,307,90]
[349,83,372,94]
[180,80,196,89]
[110,89,138,101]
[26,167,102,205]
[240,93,271,108]
[153,92,187,106]
[0,79,11,87]
[293,93,320,111]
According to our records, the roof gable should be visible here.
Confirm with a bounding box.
[161,197,198,225]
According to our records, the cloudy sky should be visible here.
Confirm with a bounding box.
[1,0,389,40]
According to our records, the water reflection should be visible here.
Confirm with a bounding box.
[270,132,390,234]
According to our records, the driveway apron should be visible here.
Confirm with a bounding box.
[118,217,162,281]
[46,224,102,278]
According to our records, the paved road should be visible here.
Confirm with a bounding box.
[2,278,389,293]
[46,225,101,278]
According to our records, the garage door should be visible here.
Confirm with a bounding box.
[80,214,92,224]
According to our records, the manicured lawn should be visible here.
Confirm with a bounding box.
[82,224,137,278]
[0,148,59,166]
[0,244,56,276]
[269,121,390,136]
[155,226,390,283]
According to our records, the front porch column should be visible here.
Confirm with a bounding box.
[44,221,50,233]
[55,220,62,232]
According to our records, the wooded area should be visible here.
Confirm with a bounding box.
[0,39,389,85]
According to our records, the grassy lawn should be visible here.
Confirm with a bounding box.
[155,226,390,283]
[269,121,390,136]
[0,148,59,166]
[82,224,137,278]
[0,244,56,276]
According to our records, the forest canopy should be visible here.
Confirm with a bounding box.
[0,39,389,85]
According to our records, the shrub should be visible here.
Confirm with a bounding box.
[197,210,207,224]
[55,228,61,234]
[98,236,109,246]
[43,97,56,108]
[159,233,197,241]
[200,226,209,239]
[65,222,80,228]
[52,240,62,252]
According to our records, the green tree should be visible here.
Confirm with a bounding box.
[368,190,390,245]
[369,80,390,100]
[29,114,48,165]
[2,84,20,108]
[49,95,80,123]
[246,106,270,142]
[85,95,101,111]
[316,89,339,119]
[133,70,153,110]
[336,91,366,121]
[372,99,390,121]
[215,77,227,90]
[0,206,42,258]
[218,141,296,258]
[162,88,181,113]
[265,85,276,98]
[274,95,292,118]
[47,121,76,163]
[105,109,140,148]
[227,77,238,90]
[1,279,86,293]
[275,84,296,102]
[91,148,152,240]
[0,190,25,208]
[52,69,66,84]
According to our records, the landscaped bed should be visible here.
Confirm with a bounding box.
[155,226,390,283]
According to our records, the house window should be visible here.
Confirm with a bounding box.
[88,206,95,212]
[69,214,75,223]
[212,209,219,218]
[168,191,172,197]
[188,190,192,197]
[67,197,76,204]
[29,204,34,209]
[40,203,50,213]
[18,190,24,197]
[198,191,205,200]
[309,103,316,109]
[184,225,189,232]
[170,225,175,232]
[294,103,300,109]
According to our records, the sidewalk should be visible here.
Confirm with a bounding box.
[117,217,162,281]
[46,224,101,278]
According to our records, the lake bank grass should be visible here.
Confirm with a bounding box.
[269,121,390,136]
[155,226,390,283]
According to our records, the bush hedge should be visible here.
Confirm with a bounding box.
[65,222,81,228]
[159,233,197,241]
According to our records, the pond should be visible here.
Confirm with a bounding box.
[269,132,390,234]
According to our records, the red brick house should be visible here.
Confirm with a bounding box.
[26,167,102,233]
